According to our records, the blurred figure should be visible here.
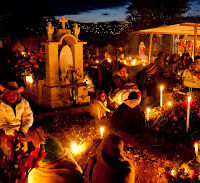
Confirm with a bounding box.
[111,91,145,134]
[28,138,83,183]
[89,90,111,120]
[136,63,159,107]
[83,134,135,183]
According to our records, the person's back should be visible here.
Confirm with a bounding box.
[28,138,83,183]
[83,135,135,183]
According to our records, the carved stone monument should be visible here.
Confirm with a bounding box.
[40,17,90,107]
[73,23,80,40]
[46,22,54,41]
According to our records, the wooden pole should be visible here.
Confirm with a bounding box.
[194,25,198,58]
[148,33,153,62]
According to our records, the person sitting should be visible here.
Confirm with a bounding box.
[113,64,133,90]
[28,138,83,183]
[83,134,135,183]
[0,81,33,136]
[110,91,145,134]
[90,90,111,120]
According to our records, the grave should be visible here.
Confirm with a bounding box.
[25,16,90,108]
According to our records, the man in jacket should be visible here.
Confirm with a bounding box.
[0,81,33,136]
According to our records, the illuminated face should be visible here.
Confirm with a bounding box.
[119,67,127,77]
[4,90,18,104]
[100,92,106,102]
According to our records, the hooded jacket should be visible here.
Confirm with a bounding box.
[28,152,83,183]
[0,97,33,135]
[83,135,135,183]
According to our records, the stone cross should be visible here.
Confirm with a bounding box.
[59,16,68,29]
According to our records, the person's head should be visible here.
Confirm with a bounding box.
[98,134,124,159]
[97,90,107,102]
[194,56,200,63]
[119,64,127,77]
[41,138,65,162]
[146,63,158,75]
[157,52,165,59]
[0,81,24,104]
[127,91,142,104]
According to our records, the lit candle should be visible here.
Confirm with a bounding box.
[186,96,191,133]
[194,143,198,157]
[26,76,33,83]
[167,101,172,106]
[171,169,176,177]
[160,85,164,106]
[100,126,105,138]
[147,108,150,121]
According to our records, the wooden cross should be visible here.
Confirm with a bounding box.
[180,23,200,57]
[59,16,68,29]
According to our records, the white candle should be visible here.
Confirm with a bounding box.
[147,108,150,121]
[100,127,105,138]
[160,85,164,106]
[186,96,191,133]
[194,143,198,157]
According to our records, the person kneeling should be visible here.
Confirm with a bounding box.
[111,91,145,134]
[28,138,83,183]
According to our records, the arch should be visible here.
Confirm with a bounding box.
[59,34,77,46]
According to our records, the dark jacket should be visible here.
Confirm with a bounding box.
[111,101,145,134]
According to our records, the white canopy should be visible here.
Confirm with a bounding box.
[132,23,200,35]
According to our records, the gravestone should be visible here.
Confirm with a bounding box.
[40,16,90,107]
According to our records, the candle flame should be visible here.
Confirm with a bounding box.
[26,76,33,83]
[100,127,105,138]
[160,85,164,90]
[171,169,176,176]
[147,108,150,113]
[96,60,99,63]
[167,102,172,106]
[195,143,198,153]
[188,96,191,102]
[71,141,86,155]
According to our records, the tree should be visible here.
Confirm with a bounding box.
[126,0,191,30]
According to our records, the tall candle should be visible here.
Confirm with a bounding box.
[160,85,164,106]
[194,143,198,157]
[100,127,105,138]
[147,108,150,121]
[186,96,191,133]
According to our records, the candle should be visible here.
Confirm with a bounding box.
[160,85,164,106]
[171,169,176,177]
[147,108,150,121]
[167,101,172,106]
[100,126,105,138]
[26,76,33,83]
[194,143,198,157]
[71,141,86,155]
[186,96,191,133]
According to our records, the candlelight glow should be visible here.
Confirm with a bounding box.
[195,143,198,157]
[21,51,26,56]
[167,102,172,106]
[26,76,33,83]
[171,169,176,176]
[142,63,146,66]
[96,60,99,64]
[147,108,150,121]
[124,60,127,65]
[107,58,112,63]
[160,85,164,90]
[100,126,105,138]
[71,141,86,155]
[188,96,191,102]
[131,60,136,66]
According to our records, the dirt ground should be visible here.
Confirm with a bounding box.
[26,104,197,183]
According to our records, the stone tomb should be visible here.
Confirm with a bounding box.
[26,17,90,108]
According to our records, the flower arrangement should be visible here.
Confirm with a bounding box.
[65,66,82,84]
[0,128,46,183]
[149,99,200,141]
[13,49,45,80]
[177,40,193,55]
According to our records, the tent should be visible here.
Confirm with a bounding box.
[131,23,200,60]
